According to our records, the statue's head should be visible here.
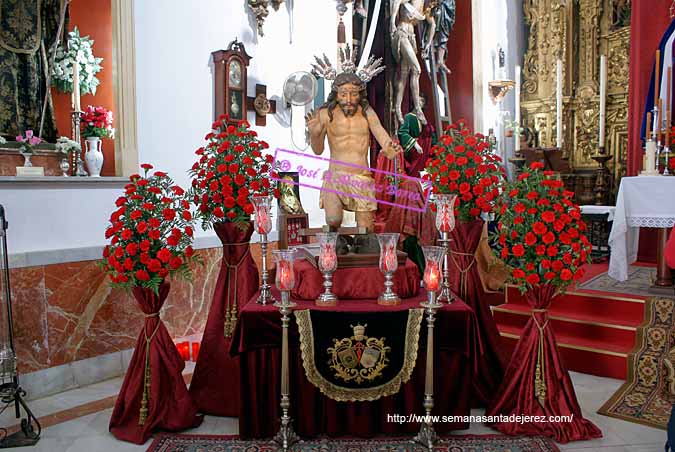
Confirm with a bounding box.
[324,72,369,120]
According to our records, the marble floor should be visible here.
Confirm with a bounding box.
[0,369,665,451]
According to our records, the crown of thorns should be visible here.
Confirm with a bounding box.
[310,45,385,84]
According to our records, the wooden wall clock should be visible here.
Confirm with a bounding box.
[212,39,252,124]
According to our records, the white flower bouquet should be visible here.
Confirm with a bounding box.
[51,27,103,95]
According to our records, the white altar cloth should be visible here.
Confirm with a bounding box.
[608,176,675,281]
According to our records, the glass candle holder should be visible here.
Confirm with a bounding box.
[433,193,457,233]
[376,233,400,306]
[250,195,273,234]
[251,194,274,305]
[422,246,446,305]
[433,194,456,303]
[273,249,297,305]
[316,232,338,306]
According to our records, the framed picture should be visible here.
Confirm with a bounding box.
[277,172,305,214]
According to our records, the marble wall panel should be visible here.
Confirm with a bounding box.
[9,241,274,374]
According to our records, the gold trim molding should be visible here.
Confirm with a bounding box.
[112,0,138,177]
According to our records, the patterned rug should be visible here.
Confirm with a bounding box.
[579,265,666,297]
[599,297,675,429]
[147,434,560,452]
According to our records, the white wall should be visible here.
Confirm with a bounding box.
[134,0,338,233]
[476,0,524,180]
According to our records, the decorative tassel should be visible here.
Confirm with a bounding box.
[139,340,151,425]
[224,305,232,339]
[139,319,161,425]
[533,310,549,407]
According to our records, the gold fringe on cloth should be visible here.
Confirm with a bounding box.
[449,250,476,300]
[222,241,251,338]
[138,317,161,425]
[532,308,549,407]
[294,309,424,402]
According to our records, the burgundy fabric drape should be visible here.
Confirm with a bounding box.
[487,284,602,443]
[109,283,202,444]
[189,222,259,417]
[291,259,419,300]
[374,152,405,222]
[448,219,506,404]
[627,0,672,176]
[383,180,437,246]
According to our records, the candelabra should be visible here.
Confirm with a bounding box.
[664,144,671,176]
[272,249,299,452]
[413,246,445,449]
[250,195,275,305]
[591,147,613,205]
[376,233,400,306]
[70,111,87,177]
[0,206,40,448]
[315,232,338,306]
[433,194,456,303]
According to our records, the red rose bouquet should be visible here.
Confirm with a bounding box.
[495,162,592,293]
[101,164,198,293]
[424,120,505,221]
[82,105,114,138]
[189,115,279,228]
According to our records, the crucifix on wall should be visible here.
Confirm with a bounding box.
[246,84,277,126]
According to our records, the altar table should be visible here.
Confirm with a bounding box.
[608,176,675,284]
[230,288,480,439]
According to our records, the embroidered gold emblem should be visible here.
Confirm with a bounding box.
[327,324,390,384]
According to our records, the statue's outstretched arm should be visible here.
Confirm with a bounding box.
[366,109,401,159]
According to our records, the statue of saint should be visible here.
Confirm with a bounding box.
[430,0,456,74]
[390,0,436,125]
[308,50,401,250]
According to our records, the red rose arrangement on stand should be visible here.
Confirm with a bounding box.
[187,115,278,417]
[424,119,504,222]
[487,162,602,443]
[188,116,279,227]
[103,164,202,444]
[101,163,197,290]
[423,120,507,405]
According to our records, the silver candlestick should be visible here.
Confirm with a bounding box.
[70,111,87,177]
[273,290,298,451]
[664,145,671,175]
[316,270,337,306]
[257,233,275,305]
[437,232,454,303]
[414,294,442,449]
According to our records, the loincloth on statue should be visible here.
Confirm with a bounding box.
[391,23,417,64]
[320,170,377,212]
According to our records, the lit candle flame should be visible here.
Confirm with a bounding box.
[424,261,441,292]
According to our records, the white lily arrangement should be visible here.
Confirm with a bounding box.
[51,27,103,95]
[55,137,81,155]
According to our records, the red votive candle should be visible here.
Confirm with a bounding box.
[176,341,190,361]
[191,342,200,361]
[278,260,294,291]
[424,261,441,292]
[384,248,397,273]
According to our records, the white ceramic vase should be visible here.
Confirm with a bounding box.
[84,137,104,177]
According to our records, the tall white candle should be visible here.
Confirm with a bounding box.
[515,65,521,151]
[556,59,563,148]
[599,55,607,149]
[72,62,81,112]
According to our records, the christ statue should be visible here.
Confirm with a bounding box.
[308,52,401,252]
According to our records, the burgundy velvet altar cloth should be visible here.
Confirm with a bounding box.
[291,259,420,300]
[230,289,479,439]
